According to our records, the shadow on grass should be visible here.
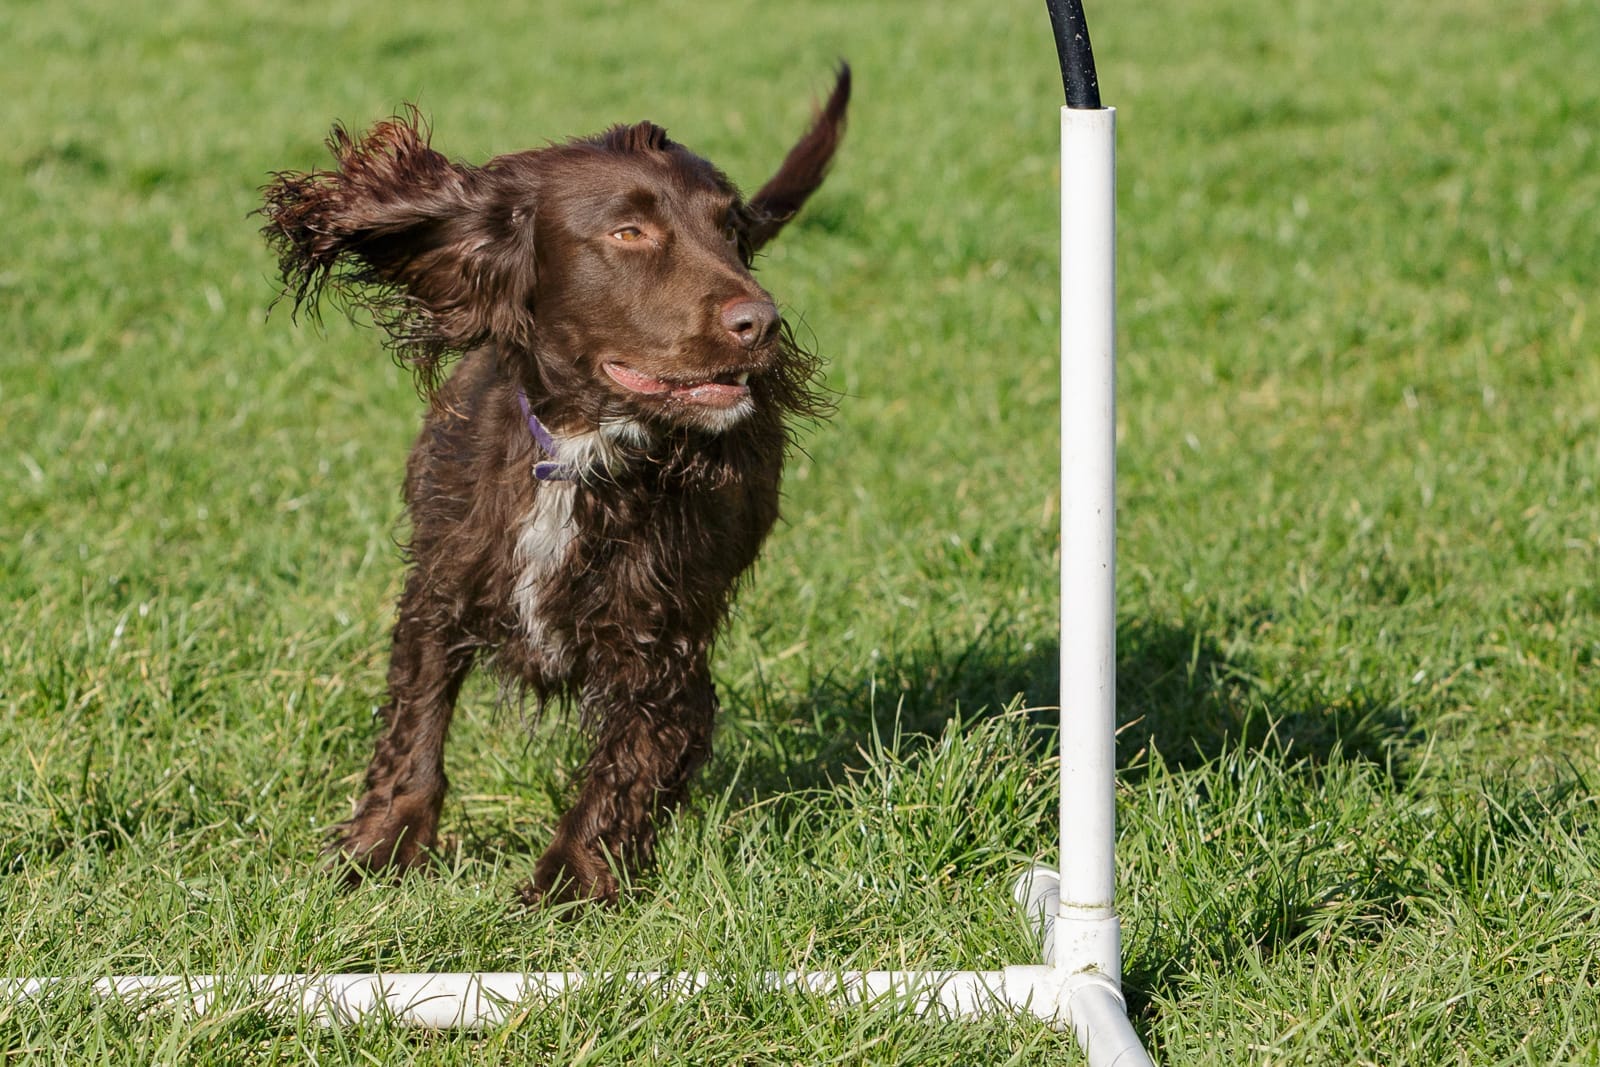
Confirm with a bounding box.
[707,621,1063,801]
[1115,613,1415,777]
[708,611,1414,803]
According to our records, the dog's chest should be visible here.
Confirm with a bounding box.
[510,482,578,668]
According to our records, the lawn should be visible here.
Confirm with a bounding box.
[3,0,1599,1062]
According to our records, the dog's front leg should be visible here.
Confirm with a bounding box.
[523,653,718,907]
[329,574,475,881]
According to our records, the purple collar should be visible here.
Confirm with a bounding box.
[515,388,577,482]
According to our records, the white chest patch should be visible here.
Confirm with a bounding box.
[511,481,577,669]
[508,416,650,671]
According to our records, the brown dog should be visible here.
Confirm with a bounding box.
[261,67,848,905]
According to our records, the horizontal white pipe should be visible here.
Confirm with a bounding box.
[8,966,1150,1064]
[7,968,1075,1029]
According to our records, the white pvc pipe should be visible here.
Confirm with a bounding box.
[1067,981,1157,1067]
[1054,104,1154,1067]
[1057,102,1120,972]
[10,965,1151,1065]
[7,969,1071,1028]
[1016,866,1153,1067]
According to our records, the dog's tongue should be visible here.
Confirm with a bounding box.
[605,363,749,409]
[604,363,673,395]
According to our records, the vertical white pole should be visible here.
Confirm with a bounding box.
[1050,100,1155,1067]
[1057,104,1122,981]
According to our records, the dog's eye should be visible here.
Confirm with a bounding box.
[611,226,645,243]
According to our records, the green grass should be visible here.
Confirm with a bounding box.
[4,0,1600,1061]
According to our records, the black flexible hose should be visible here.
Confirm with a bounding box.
[1044,0,1101,109]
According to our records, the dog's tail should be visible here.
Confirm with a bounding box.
[746,63,851,251]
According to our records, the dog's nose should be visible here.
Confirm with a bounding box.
[721,298,779,349]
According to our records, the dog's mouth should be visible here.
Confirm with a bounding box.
[603,361,753,410]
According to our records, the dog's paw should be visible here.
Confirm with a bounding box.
[324,809,438,886]
[519,846,620,910]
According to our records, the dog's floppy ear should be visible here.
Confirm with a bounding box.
[260,108,537,394]
[745,63,850,252]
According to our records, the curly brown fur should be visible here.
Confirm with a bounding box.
[260,67,848,907]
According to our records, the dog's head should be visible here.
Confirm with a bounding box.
[261,66,848,434]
